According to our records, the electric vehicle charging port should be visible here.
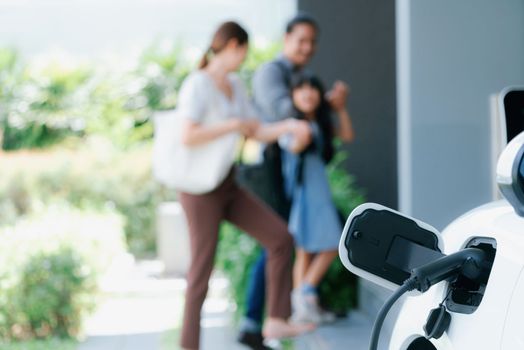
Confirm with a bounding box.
[445,237,497,314]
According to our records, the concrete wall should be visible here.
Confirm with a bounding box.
[398,0,524,229]
[298,0,398,209]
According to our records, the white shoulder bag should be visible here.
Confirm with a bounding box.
[152,109,239,194]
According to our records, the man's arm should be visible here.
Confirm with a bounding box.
[252,62,295,122]
[252,61,312,146]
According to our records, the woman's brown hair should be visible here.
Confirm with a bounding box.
[198,21,249,69]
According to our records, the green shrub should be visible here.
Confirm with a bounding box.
[1,54,92,150]
[327,147,366,217]
[0,143,175,257]
[215,223,261,319]
[136,42,191,111]
[0,337,76,350]
[0,41,279,255]
[0,209,126,341]
[317,257,358,315]
[319,148,365,314]
[3,248,96,339]
[0,48,20,101]
[0,44,192,150]
[0,42,279,151]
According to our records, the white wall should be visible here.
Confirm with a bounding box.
[397,0,524,229]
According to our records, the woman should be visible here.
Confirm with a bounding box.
[280,74,354,323]
[176,21,313,350]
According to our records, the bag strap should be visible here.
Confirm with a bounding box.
[235,137,245,164]
[236,137,253,165]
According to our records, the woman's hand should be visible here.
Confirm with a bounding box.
[233,118,260,137]
[181,118,257,146]
[243,117,312,147]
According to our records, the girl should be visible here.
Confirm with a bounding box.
[176,22,313,350]
[280,74,354,323]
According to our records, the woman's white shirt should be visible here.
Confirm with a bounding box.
[155,70,258,194]
[177,70,258,125]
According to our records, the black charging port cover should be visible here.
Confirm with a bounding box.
[424,305,451,340]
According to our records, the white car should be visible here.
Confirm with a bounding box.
[339,89,524,350]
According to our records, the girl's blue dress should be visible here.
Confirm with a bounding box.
[281,124,342,253]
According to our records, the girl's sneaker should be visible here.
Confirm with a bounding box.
[291,289,336,324]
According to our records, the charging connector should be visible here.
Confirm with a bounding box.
[411,248,486,293]
[368,248,487,350]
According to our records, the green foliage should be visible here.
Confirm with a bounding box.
[0,42,277,151]
[0,143,175,257]
[327,145,366,218]
[4,248,95,339]
[0,41,365,330]
[136,42,192,111]
[0,41,277,254]
[0,48,22,110]
[317,258,358,315]
[2,55,91,150]
[320,148,365,314]
[80,43,193,148]
[215,223,261,319]
[0,43,194,150]
[0,337,76,350]
[0,41,289,345]
[2,124,71,151]
[0,48,23,148]
[0,209,126,341]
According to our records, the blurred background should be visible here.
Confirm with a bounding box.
[0,0,523,349]
[0,0,294,55]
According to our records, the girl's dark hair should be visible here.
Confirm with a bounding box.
[291,74,334,164]
[199,21,249,69]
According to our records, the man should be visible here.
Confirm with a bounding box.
[238,13,351,350]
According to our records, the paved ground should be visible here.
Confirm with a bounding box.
[293,312,374,350]
[77,259,376,350]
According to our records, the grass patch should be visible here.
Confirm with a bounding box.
[0,337,77,350]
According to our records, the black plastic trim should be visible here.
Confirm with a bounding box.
[445,237,497,314]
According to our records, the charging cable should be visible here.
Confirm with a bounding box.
[368,248,486,350]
